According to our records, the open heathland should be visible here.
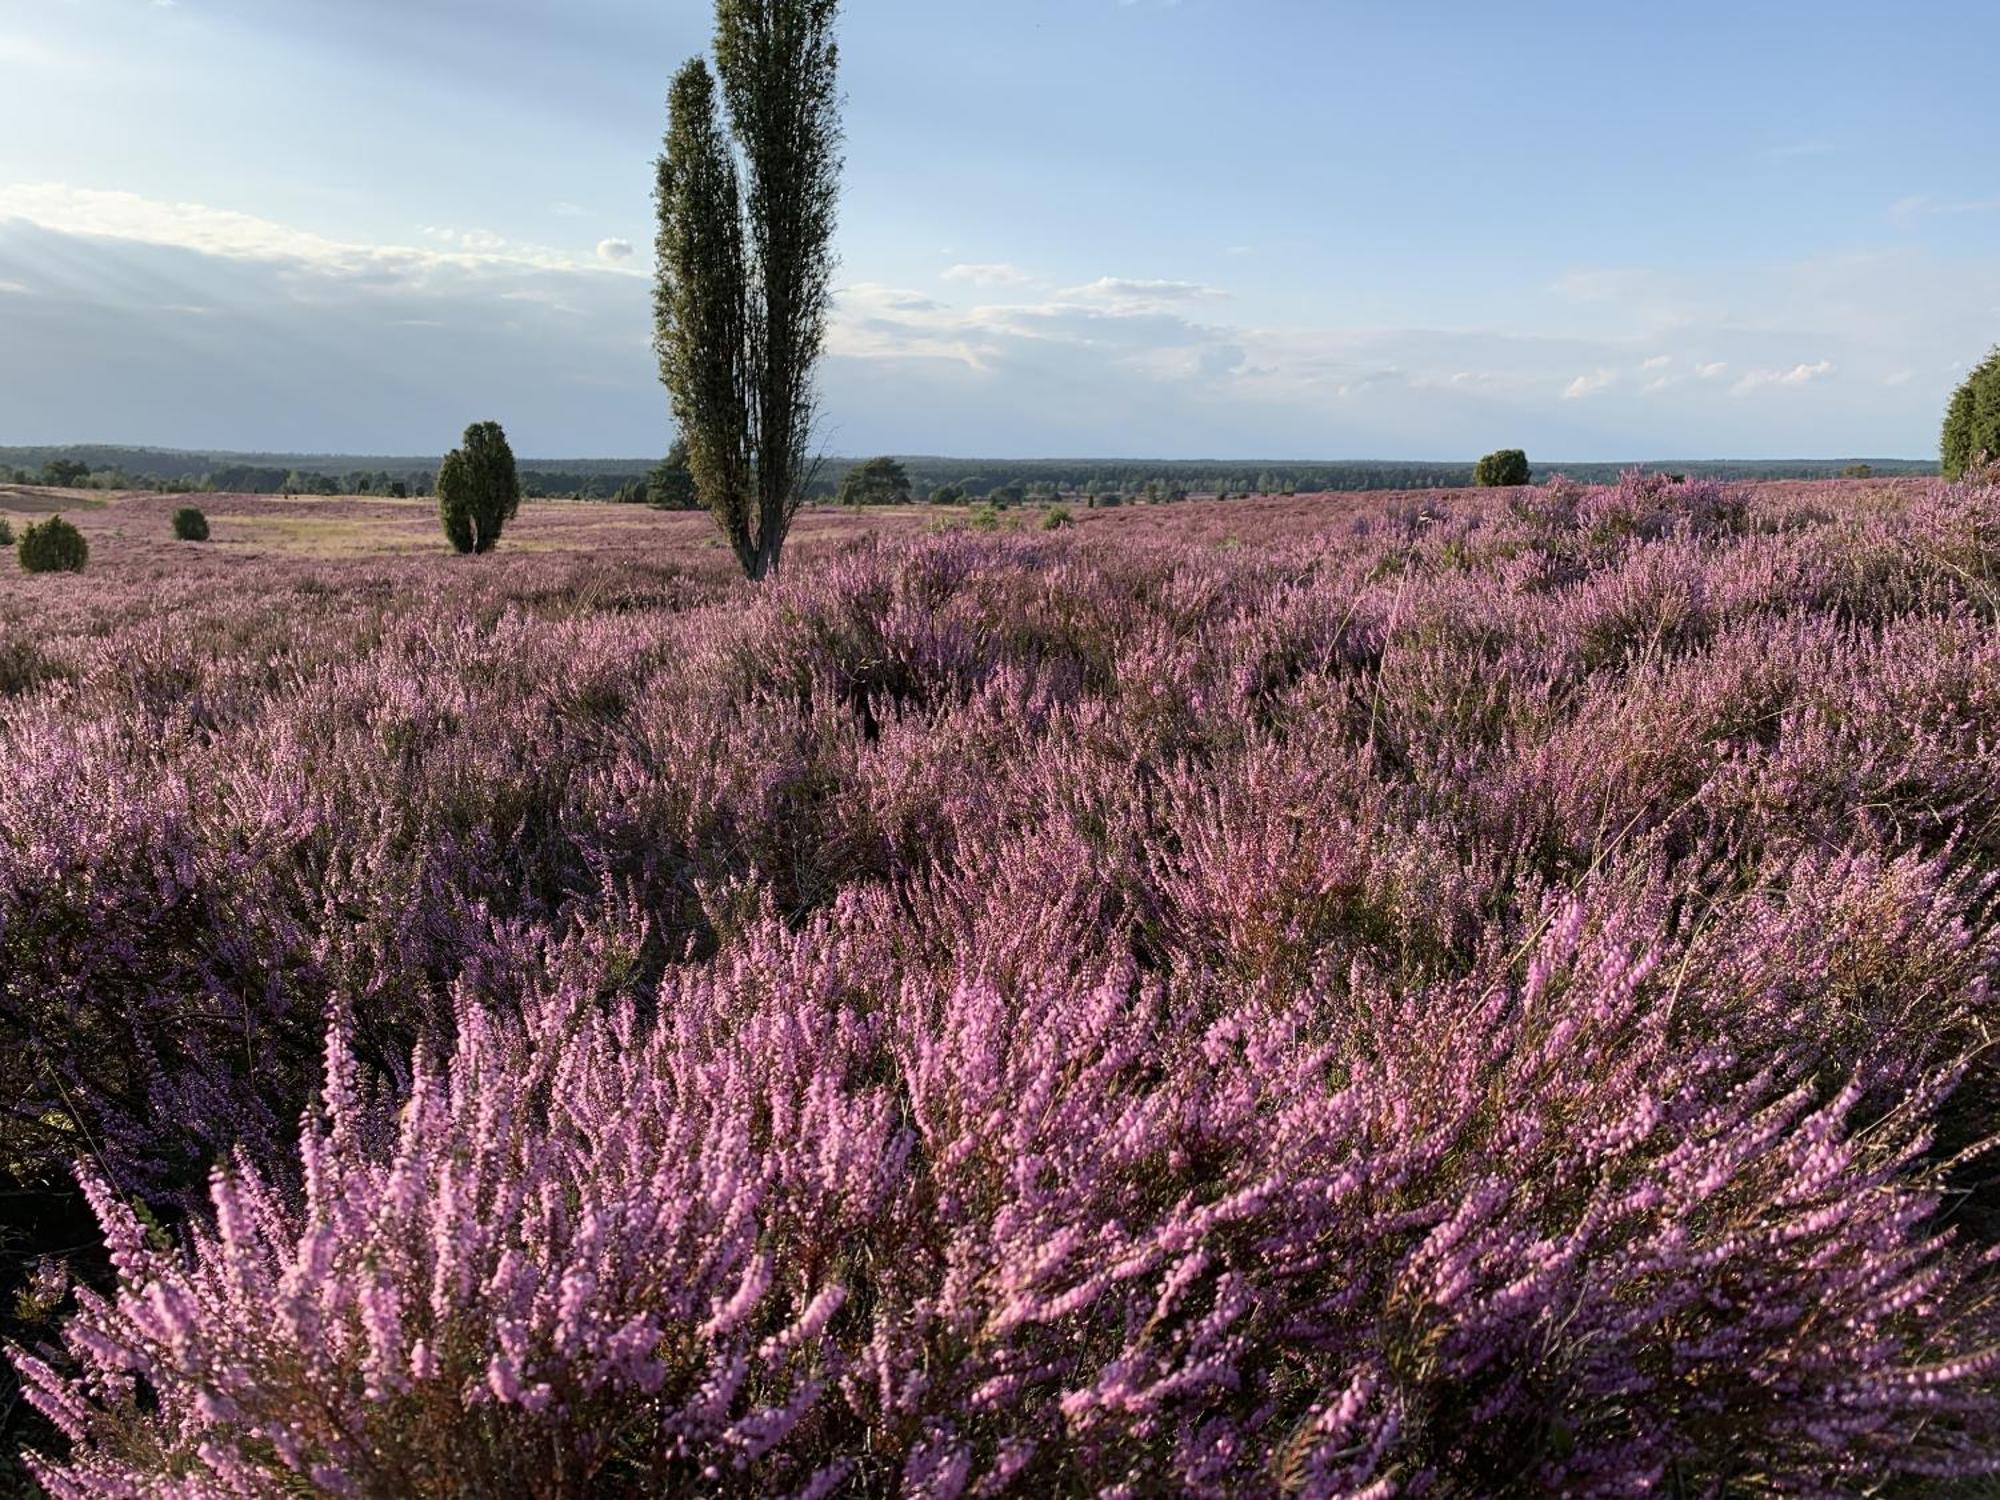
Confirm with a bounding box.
[5,473,2000,1495]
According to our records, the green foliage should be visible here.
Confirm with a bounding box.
[0,447,1947,501]
[656,60,755,559]
[656,0,843,579]
[648,441,700,509]
[437,422,521,555]
[0,519,12,547]
[837,457,911,507]
[437,452,475,554]
[1942,349,2000,480]
[38,459,89,488]
[1842,464,1875,479]
[968,502,1002,532]
[928,484,965,506]
[18,515,88,573]
[171,507,210,542]
[1041,505,1074,531]
[1475,449,1532,488]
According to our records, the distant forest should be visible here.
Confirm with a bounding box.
[0,444,1942,503]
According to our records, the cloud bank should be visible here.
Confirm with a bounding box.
[0,185,1989,458]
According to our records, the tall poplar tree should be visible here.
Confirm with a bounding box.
[654,0,842,581]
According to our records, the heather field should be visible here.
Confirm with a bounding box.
[8,471,2000,1496]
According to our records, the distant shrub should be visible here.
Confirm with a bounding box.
[0,518,12,548]
[1842,463,1875,479]
[648,443,698,509]
[1943,348,2000,479]
[17,515,87,574]
[838,457,913,507]
[171,506,210,542]
[438,421,521,554]
[928,483,965,506]
[1041,505,1074,531]
[1474,449,1531,487]
[968,501,1002,532]
[38,458,89,488]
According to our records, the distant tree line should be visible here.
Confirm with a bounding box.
[0,446,1946,505]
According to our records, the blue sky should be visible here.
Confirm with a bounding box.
[1,0,1995,459]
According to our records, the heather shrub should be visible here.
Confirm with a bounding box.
[1908,467,2000,607]
[1578,468,1748,543]
[21,903,2000,1496]
[10,473,2000,1492]
[17,515,87,573]
[170,505,210,541]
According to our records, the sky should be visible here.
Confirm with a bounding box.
[1,0,1996,461]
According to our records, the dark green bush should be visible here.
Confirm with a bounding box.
[438,421,521,554]
[1475,449,1532,487]
[1041,506,1074,531]
[1942,349,2000,480]
[0,519,12,548]
[171,507,210,542]
[17,516,87,574]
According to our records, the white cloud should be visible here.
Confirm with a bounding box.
[941,262,1030,287]
[1063,276,1226,303]
[1563,368,1617,400]
[0,36,63,67]
[1731,360,1834,395]
[0,185,1983,459]
[596,238,634,263]
[1892,194,2000,223]
[0,185,630,279]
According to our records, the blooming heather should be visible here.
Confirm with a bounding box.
[5,470,2000,1495]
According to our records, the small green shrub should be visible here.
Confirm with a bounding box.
[1041,505,1074,531]
[0,518,13,547]
[171,507,211,542]
[1475,449,1532,487]
[17,515,87,574]
[968,502,1002,532]
[1943,349,2000,480]
[438,421,522,554]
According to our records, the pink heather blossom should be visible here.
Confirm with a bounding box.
[5,473,2000,1493]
